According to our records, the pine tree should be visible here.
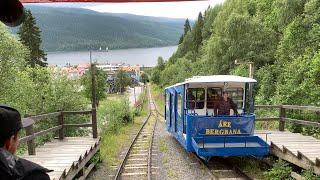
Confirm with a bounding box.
[192,12,204,53]
[18,10,47,67]
[178,19,192,45]
[184,19,191,35]
[178,35,184,44]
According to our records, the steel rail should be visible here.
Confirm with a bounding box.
[114,88,152,180]
[149,86,255,179]
[189,153,217,180]
[113,112,151,180]
[221,158,253,180]
[114,84,157,180]
[189,150,255,180]
[148,106,158,179]
[147,85,159,180]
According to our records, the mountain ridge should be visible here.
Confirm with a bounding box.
[16,5,185,52]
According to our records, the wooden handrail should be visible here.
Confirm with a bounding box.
[19,109,97,155]
[284,118,320,128]
[63,110,92,115]
[255,105,281,109]
[281,105,320,112]
[22,118,34,128]
[64,123,93,128]
[255,117,279,121]
[255,104,320,111]
[27,112,62,122]
[19,125,63,144]
[255,104,320,131]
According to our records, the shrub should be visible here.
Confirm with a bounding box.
[103,98,133,133]
[301,169,319,180]
[264,160,292,180]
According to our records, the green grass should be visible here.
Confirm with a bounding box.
[167,169,178,179]
[98,87,148,167]
[100,121,142,166]
[230,157,267,180]
[159,137,168,153]
[151,84,165,114]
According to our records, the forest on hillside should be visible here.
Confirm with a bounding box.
[13,6,185,52]
[152,0,320,108]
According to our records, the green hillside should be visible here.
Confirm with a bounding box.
[152,0,320,143]
[17,6,185,52]
[153,0,320,107]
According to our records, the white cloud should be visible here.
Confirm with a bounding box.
[83,0,224,20]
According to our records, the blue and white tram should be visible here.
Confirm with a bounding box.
[164,75,269,158]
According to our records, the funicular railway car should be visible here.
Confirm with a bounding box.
[165,75,269,158]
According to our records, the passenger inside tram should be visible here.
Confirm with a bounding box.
[206,88,221,116]
[187,88,240,116]
[197,91,205,109]
[214,91,238,116]
[207,88,221,109]
[186,88,205,111]
[187,89,195,109]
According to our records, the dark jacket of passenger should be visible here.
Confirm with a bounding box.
[214,97,238,115]
[0,148,51,180]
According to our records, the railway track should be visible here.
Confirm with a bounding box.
[151,94,254,180]
[153,99,252,179]
[114,86,158,180]
[189,150,254,180]
[115,85,256,180]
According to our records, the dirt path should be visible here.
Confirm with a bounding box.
[154,117,212,180]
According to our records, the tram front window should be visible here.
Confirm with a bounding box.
[187,88,205,109]
[207,88,222,109]
[226,88,244,114]
[225,88,244,111]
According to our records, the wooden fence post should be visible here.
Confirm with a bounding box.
[92,108,98,138]
[91,62,98,138]
[25,124,35,155]
[58,112,64,140]
[279,105,286,131]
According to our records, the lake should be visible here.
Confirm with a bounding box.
[46,46,178,67]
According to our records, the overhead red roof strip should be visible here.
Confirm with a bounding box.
[21,0,202,3]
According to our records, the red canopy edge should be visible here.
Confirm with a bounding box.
[21,0,203,3]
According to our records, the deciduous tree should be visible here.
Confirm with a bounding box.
[81,66,107,107]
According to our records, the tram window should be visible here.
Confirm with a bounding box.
[177,94,182,116]
[186,88,205,109]
[207,88,222,109]
[165,93,170,118]
[166,93,170,108]
[225,88,244,109]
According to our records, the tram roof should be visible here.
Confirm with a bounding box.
[165,75,256,89]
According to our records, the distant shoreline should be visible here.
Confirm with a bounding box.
[46,45,178,54]
[46,45,178,67]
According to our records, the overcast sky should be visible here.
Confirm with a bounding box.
[84,0,224,19]
[31,0,224,20]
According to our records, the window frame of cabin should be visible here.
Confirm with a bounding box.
[186,88,205,110]
[206,87,222,109]
[225,87,245,110]
[177,93,182,116]
[165,92,170,122]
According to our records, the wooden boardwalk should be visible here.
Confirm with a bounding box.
[21,137,100,180]
[256,130,320,175]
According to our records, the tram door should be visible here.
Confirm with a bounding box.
[174,93,178,132]
[176,93,182,133]
[165,92,169,126]
[171,93,175,132]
